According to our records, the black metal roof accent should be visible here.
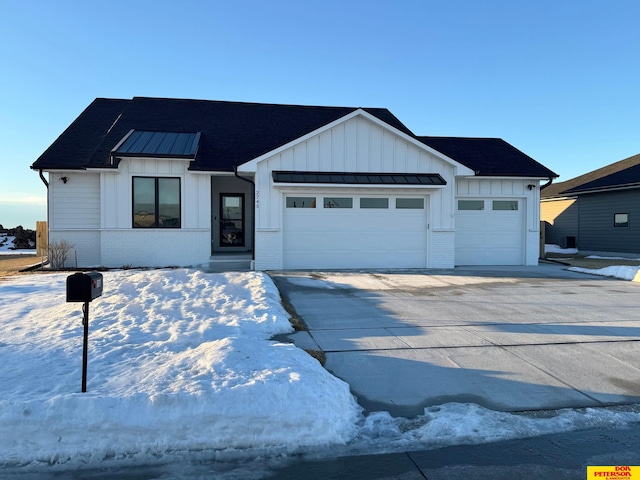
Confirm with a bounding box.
[112,130,201,159]
[272,171,446,186]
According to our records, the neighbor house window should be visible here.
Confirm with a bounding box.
[360,198,389,209]
[458,200,484,210]
[492,200,519,211]
[324,197,353,208]
[614,213,629,227]
[133,177,181,228]
[286,197,316,208]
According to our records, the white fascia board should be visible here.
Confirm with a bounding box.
[236,109,475,176]
[457,176,553,181]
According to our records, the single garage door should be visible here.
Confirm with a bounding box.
[455,198,524,265]
[283,194,428,269]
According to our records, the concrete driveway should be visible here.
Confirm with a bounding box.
[270,264,640,417]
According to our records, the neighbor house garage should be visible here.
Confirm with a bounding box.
[31,97,557,270]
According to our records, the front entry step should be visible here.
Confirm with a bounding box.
[205,254,253,272]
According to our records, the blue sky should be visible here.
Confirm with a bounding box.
[1,0,638,229]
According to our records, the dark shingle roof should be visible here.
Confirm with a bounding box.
[32,97,557,180]
[32,98,130,170]
[32,97,414,172]
[418,136,558,178]
[541,153,640,198]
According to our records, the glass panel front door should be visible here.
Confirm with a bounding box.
[220,194,244,247]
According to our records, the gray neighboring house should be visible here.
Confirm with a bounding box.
[541,152,640,255]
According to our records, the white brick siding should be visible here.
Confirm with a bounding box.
[429,230,455,268]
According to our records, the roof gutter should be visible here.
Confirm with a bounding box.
[233,166,256,264]
[540,177,553,190]
[38,169,49,188]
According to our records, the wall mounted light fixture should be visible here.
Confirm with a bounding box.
[60,176,69,184]
[527,184,536,190]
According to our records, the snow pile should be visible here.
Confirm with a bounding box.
[347,403,640,455]
[0,270,360,470]
[569,265,640,282]
[545,244,578,255]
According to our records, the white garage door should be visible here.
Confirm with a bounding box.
[455,199,524,265]
[283,194,428,269]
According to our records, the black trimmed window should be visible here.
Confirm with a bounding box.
[133,177,181,228]
[614,213,629,228]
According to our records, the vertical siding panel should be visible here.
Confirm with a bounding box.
[319,130,332,168]
[307,136,320,171]
[382,131,395,171]
[344,118,357,171]
[280,148,294,170]
[369,124,383,171]
[356,117,370,171]
[293,143,307,170]
[406,145,419,172]
[331,123,345,170]
[394,138,408,173]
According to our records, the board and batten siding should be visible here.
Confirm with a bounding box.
[97,157,211,267]
[249,115,458,270]
[102,157,210,230]
[578,190,640,254]
[253,115,455,231]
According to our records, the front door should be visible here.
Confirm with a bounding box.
[220,193,245,247]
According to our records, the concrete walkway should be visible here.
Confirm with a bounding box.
[271,264,640,417]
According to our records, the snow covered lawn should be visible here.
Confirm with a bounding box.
[2,267,640,475]
[0,270,360,470]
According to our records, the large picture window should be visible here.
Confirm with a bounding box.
[133,177,181,228]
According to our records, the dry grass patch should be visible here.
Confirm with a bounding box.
[0,255,43,279]
[545,254,640,270]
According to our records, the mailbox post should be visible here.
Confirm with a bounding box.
[66,272,103,393]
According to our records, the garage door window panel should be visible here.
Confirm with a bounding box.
[324,197,353,208]
[493,200,519,211]
[360,198,389,209]
[286,197,316,208]
[458,200,484,211]
[396,198,424,209]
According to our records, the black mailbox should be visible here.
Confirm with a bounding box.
[66,272,103,303]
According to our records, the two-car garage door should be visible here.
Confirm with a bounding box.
[283,194,428,269]
[455,198,524,265]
